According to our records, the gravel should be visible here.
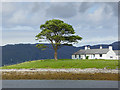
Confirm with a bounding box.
[0,68,119,74]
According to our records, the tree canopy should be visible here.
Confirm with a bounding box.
[36,19,82,60]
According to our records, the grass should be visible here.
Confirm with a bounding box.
[1,59,119,69]
[2,71,119,80]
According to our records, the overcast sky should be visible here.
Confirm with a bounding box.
[1,2,118,46]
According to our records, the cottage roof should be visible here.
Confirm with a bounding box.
[113,50,120,55]
[73,48,109,55]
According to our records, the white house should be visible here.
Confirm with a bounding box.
[113,50,120,60]
[72,46,117,60]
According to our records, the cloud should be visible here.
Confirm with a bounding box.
[78,2,118,17]
[2,2,118,46]
[104,2,118,16]
[30,2,48,13]
[79,2,95,13]
[2,30,39,46]
[3,2,118,27]
[2,2,51,28]
[83,36,117,43]
[8,10,28,25]
[46,3,77,18]
[2,2,16,15]
[3,26,36,31]
[75,36,118,46]
[50,0,119,2]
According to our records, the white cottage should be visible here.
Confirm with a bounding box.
[113,50,120,60]
[72,46,117,60]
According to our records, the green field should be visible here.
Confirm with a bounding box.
[1,59,119,69]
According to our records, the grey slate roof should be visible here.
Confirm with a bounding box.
[113,50,120,55]
[73,49,109,55]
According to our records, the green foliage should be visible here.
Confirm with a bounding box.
[36,44,48,50]
[1,59,118,69]
[86,56,89,59]
[35,19,82,49]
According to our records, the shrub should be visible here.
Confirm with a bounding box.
[86,56,89,59]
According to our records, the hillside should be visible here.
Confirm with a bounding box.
[2,44,81,66]
[1,41,120,66]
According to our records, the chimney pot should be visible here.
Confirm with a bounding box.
[88,46,90,49]
[100,45,102,49]
[85,46,87,50]
[109,46,112,50]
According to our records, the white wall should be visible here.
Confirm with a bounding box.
[72,55,81,59]
[72,54,107,59]
[72,55,75,59]
[116,55,120,60]
[84,52,116,60]
[81,55,85,59]
[85,54,94,59]
[106,50,116,59]
[77,55,80,59]
[85,54,106,59]
[72,49,118,60]
[93,54,107,59]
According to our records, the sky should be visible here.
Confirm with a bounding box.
[1,1,118,46]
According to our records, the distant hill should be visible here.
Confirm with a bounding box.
[1,41,120,66]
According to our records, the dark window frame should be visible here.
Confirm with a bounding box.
[99,54,102,57]
[110,56,113,58]
[75,55,77,58]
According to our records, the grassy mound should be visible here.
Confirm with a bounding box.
[1,59,118,69]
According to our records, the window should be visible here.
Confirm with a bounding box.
[100,54,102,57]
[79,55,81,59]
[93,54,95,57]
[75,55,77,58]
[110,56,113,58]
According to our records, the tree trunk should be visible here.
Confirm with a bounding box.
[54,48,58,61]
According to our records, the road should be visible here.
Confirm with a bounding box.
[2,80,118,88]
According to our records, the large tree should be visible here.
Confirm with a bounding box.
[35,19,82,60]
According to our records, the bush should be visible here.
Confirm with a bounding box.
[86,56,89,59]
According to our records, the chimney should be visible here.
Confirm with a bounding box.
[100,45,102,49]
[85,46,87,50]
[88,46,90,49]
[109,46,112,50]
